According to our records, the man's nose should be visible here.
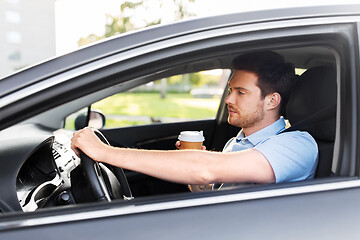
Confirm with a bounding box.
[225,92,234,105]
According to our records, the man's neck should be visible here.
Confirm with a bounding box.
[242,117,280,137]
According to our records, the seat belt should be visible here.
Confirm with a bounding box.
[282,104,336,133]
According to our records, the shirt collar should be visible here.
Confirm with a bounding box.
[236,118,286,146]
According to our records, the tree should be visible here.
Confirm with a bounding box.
[78,0,196,47]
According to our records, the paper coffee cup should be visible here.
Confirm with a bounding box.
[178,131,204,150]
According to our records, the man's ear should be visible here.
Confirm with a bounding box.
[265,92,281,110]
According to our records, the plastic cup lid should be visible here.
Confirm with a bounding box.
[178,131,204,142]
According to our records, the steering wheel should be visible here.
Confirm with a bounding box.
[79,129,133,202]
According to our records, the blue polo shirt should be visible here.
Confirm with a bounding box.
[222,118,318,183]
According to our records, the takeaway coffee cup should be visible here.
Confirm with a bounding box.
[178,131,204,150]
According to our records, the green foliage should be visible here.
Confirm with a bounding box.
[78,0,197,47]
[199,72,223,86]
[167,75,183,85]
[189,72,200,86]
[105,119,148,128]
[173,0,196,19]
[92,92,219,119]
[121,1,143,12]
[160,72,222,89]
[104,14,135,37]
[78,34,103,46]
[65,92,220,130]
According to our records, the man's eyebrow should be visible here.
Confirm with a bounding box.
[229,86,248,91]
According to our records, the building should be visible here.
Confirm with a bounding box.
[0,0,56,78]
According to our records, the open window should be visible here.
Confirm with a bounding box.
[65,70,230,130]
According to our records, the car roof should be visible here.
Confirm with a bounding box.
[0,4,359,98]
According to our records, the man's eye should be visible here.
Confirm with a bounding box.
[238,91,245,95]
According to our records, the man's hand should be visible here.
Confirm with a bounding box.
[175,141,206,150]
[71,127,109,162]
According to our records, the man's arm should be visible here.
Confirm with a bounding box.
[71,128,275,185]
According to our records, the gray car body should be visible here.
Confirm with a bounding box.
[0,4,360,239]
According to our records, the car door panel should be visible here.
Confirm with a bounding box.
[1,181,360,239]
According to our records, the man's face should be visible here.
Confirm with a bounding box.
[225,70,265,128]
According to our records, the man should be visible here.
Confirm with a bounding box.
[71,51,318,190]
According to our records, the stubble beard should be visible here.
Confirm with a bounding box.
[228,102,265,129]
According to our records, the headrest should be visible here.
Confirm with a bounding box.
[286,66,337,141]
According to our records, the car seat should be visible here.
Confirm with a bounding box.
[286,66,337,178]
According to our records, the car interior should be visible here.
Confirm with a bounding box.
[286,66,337,178]
[0,43,343,214]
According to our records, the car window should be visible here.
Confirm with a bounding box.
[65,69,230,130]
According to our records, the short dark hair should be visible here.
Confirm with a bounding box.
[231,51,295,115]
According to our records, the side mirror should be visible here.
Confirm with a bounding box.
[74,110,106,130]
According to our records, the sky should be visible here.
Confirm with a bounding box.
[55,0,360,55]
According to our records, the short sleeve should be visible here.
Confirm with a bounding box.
[254,131,318,183]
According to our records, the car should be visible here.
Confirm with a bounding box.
[0,4,360,239]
